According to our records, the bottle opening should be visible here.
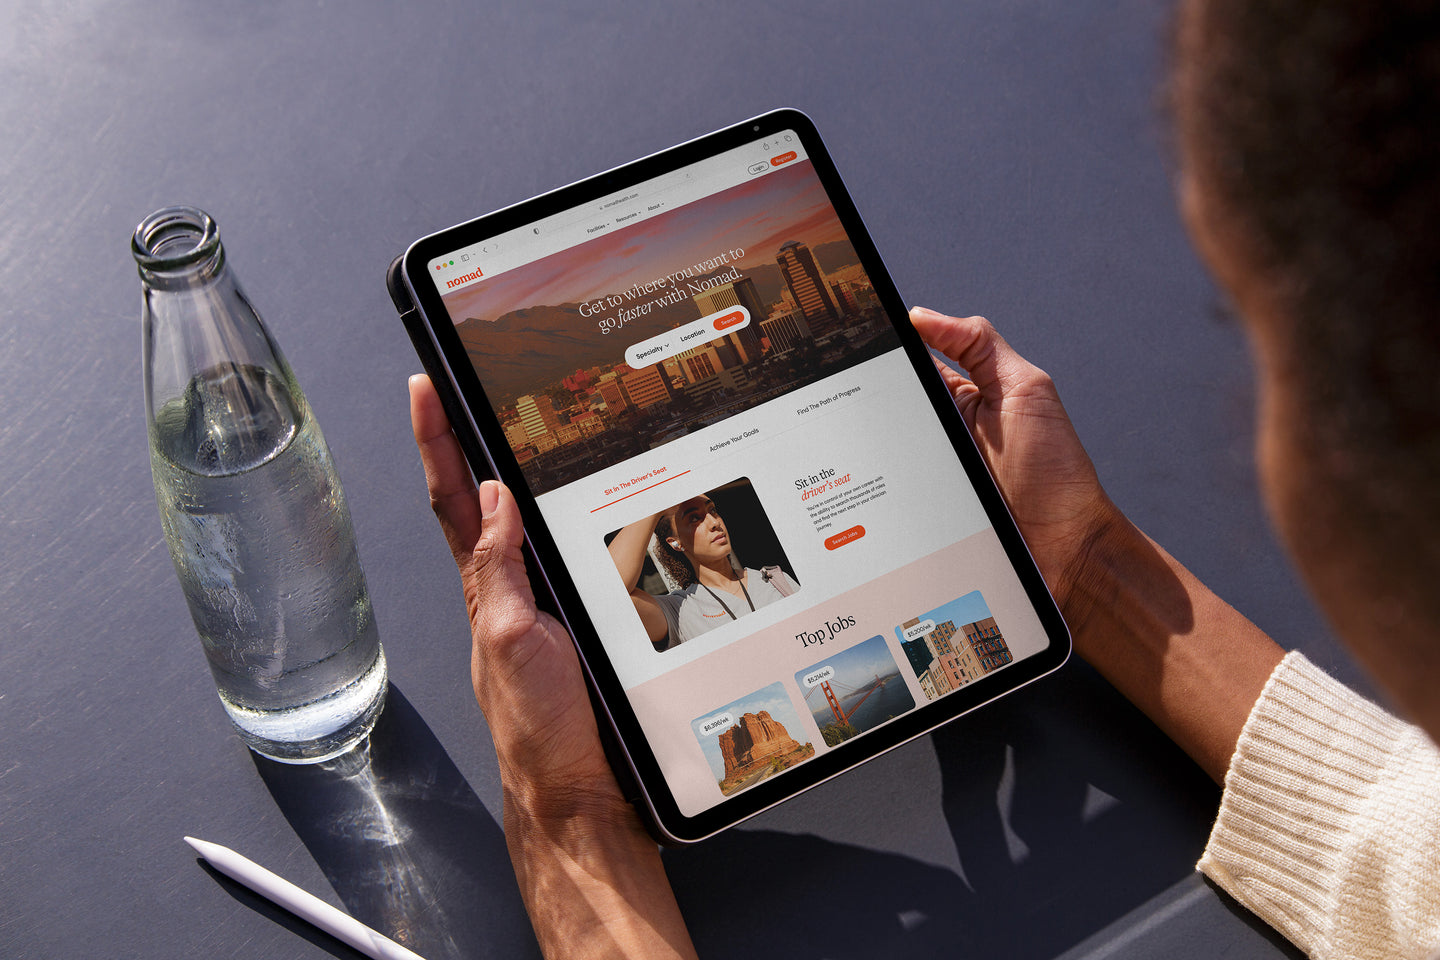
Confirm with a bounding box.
[132,205,221,271]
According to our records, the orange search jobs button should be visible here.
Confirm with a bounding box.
[771,150,797,166]
[712,310,745,331]
[824,525,865,550]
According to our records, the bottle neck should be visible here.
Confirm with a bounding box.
[135,205,302,449]
[132,206,227,291]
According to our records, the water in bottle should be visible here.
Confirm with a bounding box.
[135,206,386,763]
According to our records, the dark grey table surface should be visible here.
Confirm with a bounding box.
[1,2,1359,957]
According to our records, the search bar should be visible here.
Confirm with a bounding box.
[624,307,751,368]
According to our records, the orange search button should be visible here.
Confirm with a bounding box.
[771,150,797,167]
[712,310,745,331]
[824,525,866,551]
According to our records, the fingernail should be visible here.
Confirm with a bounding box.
[408,373,426,393]
[909,305,939,319]
[479,480,500,518]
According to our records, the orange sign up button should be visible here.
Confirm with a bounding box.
[712,310,745,331]
[771,150,797,167]
[824,525,865,550]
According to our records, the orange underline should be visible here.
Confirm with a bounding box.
[589,469,691,512]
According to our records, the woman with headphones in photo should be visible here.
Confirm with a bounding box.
[608,491,798,652]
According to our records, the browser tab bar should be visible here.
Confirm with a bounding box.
[429,130,810,297]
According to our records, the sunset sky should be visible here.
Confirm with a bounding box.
[442,159,850,324]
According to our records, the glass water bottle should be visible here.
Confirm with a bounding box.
[134,205,386,763]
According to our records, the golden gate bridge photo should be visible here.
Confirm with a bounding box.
[796,635,916,747]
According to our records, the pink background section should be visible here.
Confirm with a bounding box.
[627,526,1053,816]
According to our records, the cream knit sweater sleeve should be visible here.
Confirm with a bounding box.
[1198,651,1440,960]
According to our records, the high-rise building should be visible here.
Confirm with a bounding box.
[918,669,946,701]
[660,356,686,389]
[928,620,985,689]
[502,418,530,450]
[596,376,630,414]
[830,281,859,314]
[680,346,719,382]
[761,309,815,355]
[679,365,753,405]
[776,241,839,332]
[692,276,766,363]
[621,365,672,409]
[516,394,559,440]
[674,339,740,384]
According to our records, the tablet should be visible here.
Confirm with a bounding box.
[392,108,1069,843]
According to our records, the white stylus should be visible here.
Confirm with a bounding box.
[184,836,428,960]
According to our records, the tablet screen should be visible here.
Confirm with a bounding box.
[416,116,1064,826]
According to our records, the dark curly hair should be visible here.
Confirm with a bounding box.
[1173,0,1440,453]
[651,512,696,588]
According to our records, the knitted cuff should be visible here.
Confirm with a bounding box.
[1197,651,1419,958]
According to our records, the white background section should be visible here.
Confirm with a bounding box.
[536,349,993,689]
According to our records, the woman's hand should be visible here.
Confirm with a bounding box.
[910,308,1282,782]
[909,307,1119,615]
[409,374,697,959]
[410,375,610,797]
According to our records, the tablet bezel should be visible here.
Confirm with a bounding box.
[399,108,1070,843]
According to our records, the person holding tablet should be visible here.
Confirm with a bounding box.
[607,496,798,651]
[406,1,1440,956]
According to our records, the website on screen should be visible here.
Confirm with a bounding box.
[432,136,1051,815]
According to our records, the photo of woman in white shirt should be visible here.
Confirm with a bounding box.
[607,480,799,652]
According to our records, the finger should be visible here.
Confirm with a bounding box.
[930,352,974,396]
[929,352,982,430]
[910,307,1020,403]
[409,374,483,563]
[467,482,608,780]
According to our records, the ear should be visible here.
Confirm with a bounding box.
[667,537,683,552]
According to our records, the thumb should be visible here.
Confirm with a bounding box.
[466,480,546,646]
[469,479,529,596]
[910,306,1041,403]
[910,307,1002,384]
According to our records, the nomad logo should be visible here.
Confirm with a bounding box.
[445,267,483,289]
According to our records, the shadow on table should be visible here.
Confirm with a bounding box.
[248,666,1276,960]
[196,858,374,960]
[666,660,1230,960]
[254,685,541,960]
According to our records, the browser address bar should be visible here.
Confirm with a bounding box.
[537,170,696,236]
